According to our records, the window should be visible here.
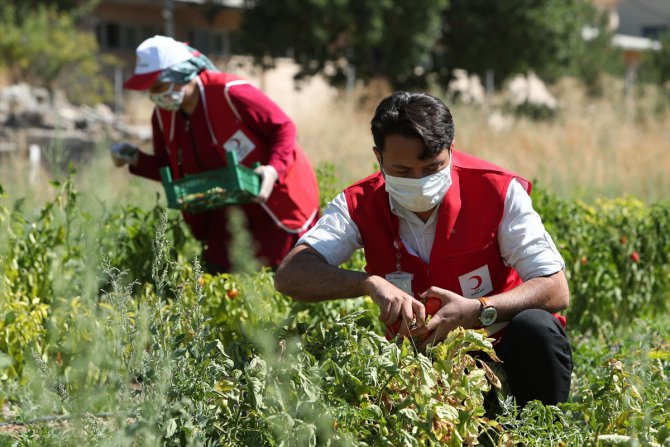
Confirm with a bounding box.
[96,23,161,50]
[106,23,120,48]
[124,27,139,50]
[642,25,668,40]
[187,29,230,56]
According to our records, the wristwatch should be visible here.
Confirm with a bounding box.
[478,297,497,326]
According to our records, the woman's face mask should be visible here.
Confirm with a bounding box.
[149,83,185,111]
[383,158,452,212]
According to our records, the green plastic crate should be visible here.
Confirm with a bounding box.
[160,150,261,213]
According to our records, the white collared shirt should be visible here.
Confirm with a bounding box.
[298,178,564,281]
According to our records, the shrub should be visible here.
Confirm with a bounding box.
[0,4,114,104]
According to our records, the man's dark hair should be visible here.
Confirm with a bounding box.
[371,91,455,160]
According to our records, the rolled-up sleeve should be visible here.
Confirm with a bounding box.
[498,179,565,281]
[297,192,363,266]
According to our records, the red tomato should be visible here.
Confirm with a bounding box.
[226,288,239,299]
[630,251,640,263]
[425,297,441,315]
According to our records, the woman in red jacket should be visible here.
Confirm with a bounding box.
[112,35,319,273]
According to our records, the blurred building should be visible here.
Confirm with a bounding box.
[616,0,669,39]
[592,0,668,37]
[87,0,244,66]
[83,0,245,114]
[592,0,670,47]
[591,0,667,67]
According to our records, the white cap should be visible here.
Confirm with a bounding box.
[124,35,193,90]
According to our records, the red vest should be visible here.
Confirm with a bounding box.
[155,71,319,234]
[345,151,538,336]
[345,150,529,296]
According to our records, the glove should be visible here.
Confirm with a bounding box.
[253,164,278,203]
[111,142,139,167]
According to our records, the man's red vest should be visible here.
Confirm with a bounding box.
[155,70,319,234]
[345,151,538,335]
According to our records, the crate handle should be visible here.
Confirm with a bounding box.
[160,166,173,183]
[159,166,178,208]
[226,150,239,167]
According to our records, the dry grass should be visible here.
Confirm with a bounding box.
[459,78,669,201]
[0,147,162,210]
[1,76,667,206]
[295,77,669,201]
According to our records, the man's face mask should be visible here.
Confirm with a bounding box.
[149,83,184,111]
[383,157,452,212]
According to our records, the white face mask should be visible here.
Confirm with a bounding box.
[384,159,452,212]
[149,83,185,111]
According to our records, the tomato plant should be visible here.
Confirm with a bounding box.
[1,178,669,446]
[226,288,239,299]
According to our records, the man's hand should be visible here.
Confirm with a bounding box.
[254,165,278,203]
[410,286,480,350]
[111,143,139,167]
[363,276,426,338]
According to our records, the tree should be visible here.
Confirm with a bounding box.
[239,0,450,90]
[640,30,670,86]
[0,3,113,104]
[239,0,622,92]
[572,10,625,96]
[1,0,98,21]
[437,0,594,87]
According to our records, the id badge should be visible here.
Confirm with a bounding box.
[224,129,255,162]
[385,271,414,297]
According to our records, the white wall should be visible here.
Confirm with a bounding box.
[617,0,670,38]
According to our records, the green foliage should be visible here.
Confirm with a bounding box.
[0,205,500,445]
[225,207,262,274]
[640,29,670,86]
[489,318,670,446]
[315,162,342,210]
[438,0,594,87]
[0,177,190,379]
[533,189,670,335]
[1,177,670,445]
[239,0,450,89]
[0,178,82,380]
[97,200,192,289]
[240,0,621,92]
[0,3,113,104]
[1,0,94,18]
[573,13,625,97]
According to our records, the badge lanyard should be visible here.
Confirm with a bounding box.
[385,239,414,297]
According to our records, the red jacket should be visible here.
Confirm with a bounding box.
[345,151,538,336]
[130,71,319,266]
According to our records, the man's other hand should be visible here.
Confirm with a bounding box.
[410,287,480,350]
[363,275,426,339]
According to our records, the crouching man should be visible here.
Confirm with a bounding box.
[275,91,572,407]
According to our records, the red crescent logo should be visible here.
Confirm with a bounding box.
[229,138,241,150]
[468,275,483,290]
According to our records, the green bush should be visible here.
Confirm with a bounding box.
[533,189,670,334]
[0,3,114,104]
[639,30,670,86]
[1,176,669,445]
